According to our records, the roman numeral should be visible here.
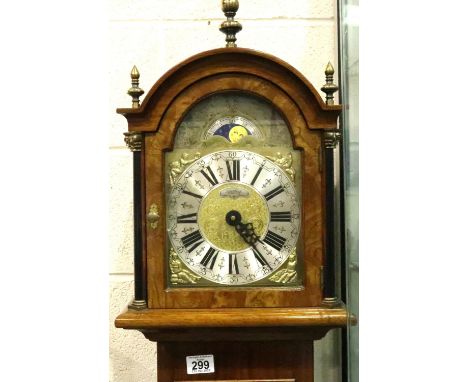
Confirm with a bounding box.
[263,230,287,251]
[182,190,203,199]
[264,185,284,201]
[226,160,240,181]
[250,166,263,186]
[177,213,198,223]
[252,246,272,270]
[181,230,204,252]
[200,247,219,269]
[270,211,292,222]
[229,253,240,274]
[200,166,219,186]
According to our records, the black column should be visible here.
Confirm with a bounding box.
[125,131,146,311]
[132,150,145,304]
[323,144,336,300]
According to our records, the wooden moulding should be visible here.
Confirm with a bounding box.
[115,307,351,329]
[116,48,341,131]
[115,307,352,342]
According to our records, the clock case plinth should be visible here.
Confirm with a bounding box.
[116,306,354,382]
[116,48,350,381]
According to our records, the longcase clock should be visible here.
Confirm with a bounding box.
[115,2,355,381]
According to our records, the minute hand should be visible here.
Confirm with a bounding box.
[225,210,260,245]
[225,210,272,270]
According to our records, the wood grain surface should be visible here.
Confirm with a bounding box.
[157,341,314,382]
[116,48,342,312]
[115,307,350,329]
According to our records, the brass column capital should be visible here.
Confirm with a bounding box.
[124,131,143,152]
[323,130,341,149]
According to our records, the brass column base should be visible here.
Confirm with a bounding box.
[128,299,147,311]
[321,297,342,308]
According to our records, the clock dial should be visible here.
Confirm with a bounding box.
[167,150,301,285]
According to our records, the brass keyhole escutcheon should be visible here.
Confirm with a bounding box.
[147,203,160,229]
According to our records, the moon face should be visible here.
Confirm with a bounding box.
[205,116,262,142]
[228,125,248,143]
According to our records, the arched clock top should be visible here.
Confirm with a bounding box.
[117,48,341,137]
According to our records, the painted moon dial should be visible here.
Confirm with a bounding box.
[167,150,300,285]
[205,116,262,142]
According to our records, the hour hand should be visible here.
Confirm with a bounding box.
[225,210,260,245]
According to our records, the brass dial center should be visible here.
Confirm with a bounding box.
[198,183,269,252]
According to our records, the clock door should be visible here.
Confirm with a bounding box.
[165,92,303,289]
[142,59,328,309]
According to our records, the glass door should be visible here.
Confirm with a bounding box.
[338,0,359,381]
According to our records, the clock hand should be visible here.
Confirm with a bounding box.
[225,210,272,271]
[225,210,260,245]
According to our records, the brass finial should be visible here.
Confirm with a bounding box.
[220,0,242,47]
[127,65,144,108]
[321,62,339,105]
[325,62,335,76]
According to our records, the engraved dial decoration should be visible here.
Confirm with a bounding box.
[205,116,262,143]
[167,150,300,285]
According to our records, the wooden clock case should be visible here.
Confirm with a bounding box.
[115,47,353,382]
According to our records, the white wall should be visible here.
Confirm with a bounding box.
[109,1,338,381]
